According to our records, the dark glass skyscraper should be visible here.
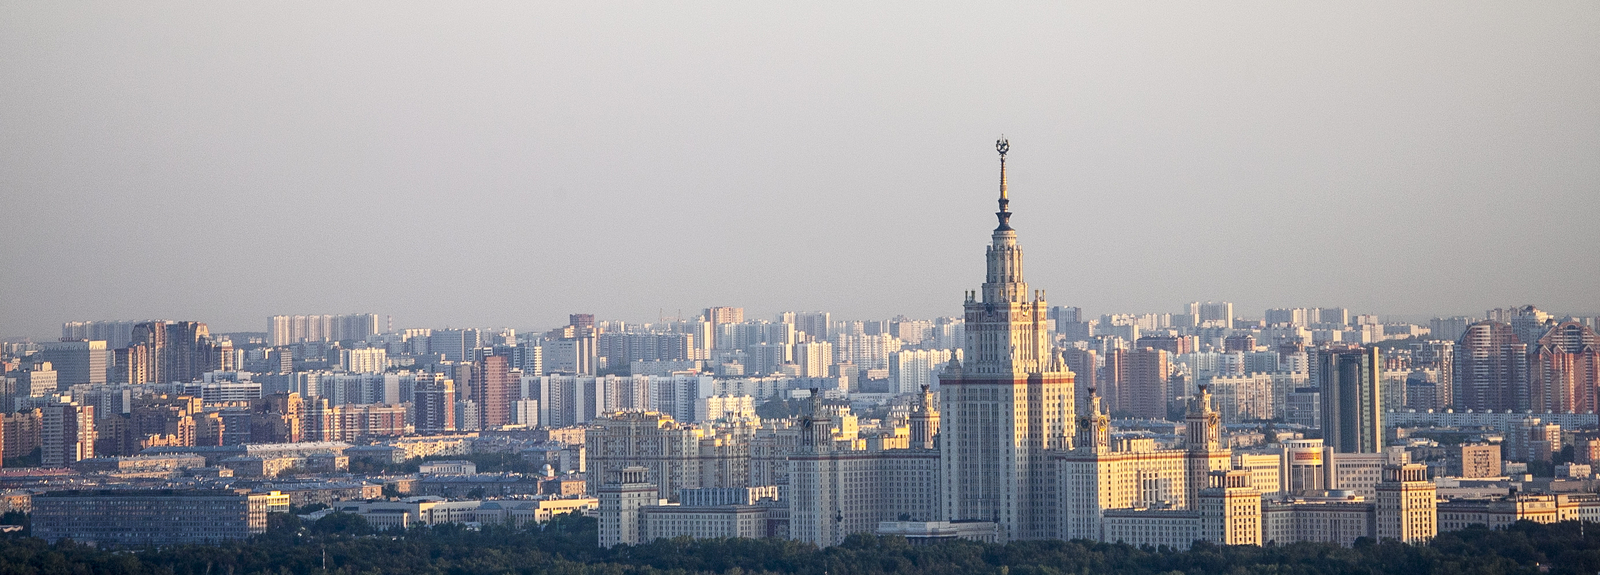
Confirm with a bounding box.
[1319,347,1382,454]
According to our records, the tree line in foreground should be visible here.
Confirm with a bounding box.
[2,513,1600,575]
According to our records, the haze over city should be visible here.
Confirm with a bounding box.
[11,2,1600,570]
[3,2,1597,338]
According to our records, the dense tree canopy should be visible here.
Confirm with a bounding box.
[1,513,1597,575]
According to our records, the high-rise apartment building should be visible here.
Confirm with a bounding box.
[126,321,220,384]
[541,336,596,375]
[831,333,903,371]
[1124,348,1170,420]
[339,347,387,373]
[413,375,456,434]
[1,409,43,460]
[1265,308,1308,326]
[792,341,833,378]
[267,314,379,346]
[1136,335,1192,356]
[1319,347,1383,454]
[508,341,544,376]
[430,328,481,363]
[41,401,95,467]
[258,393,303,444]
[793,312,831,342]
[888,349,954,395]
[1455,321,1528,412]
[1098,347,1126,414]
[704,307,744,350]
[35,341,109,386]
[1198,302,1234,327]
[107,344,147,385]
[1061,347,1098,416]
[1410,340,1455,409]
[1529,321,1600,414]
[61,320,139,349]
[939,140,1075,542]
[891,317,934,346]
[11,361,59,397]
[746,343,792,376]
[1315,308,1350,326]
[127,322,168,383]
[585,411,752,501]
[1429,317,1477,343]
[703,307,744,325]
[1507,306,1554,350]
[473,355,514,429]
[1207,373,1274,423]
[597,332,695,368]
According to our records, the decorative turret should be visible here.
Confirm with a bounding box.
[800,389,835,453]
[909,385,941,450]
[943,355,962,376]
[1186,382,1221,451]
[1075,384,1111,454]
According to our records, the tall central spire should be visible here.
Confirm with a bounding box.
[982,136,1025,305]
[995,136,1012,231]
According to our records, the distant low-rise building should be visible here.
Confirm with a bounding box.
[1262,499,1374,547]
[474,497,599,527]
[1437,494,1581,531]
[219,452,347,478]
[641,504,770,541]
[72,453,205,475]
[0,490,32,514]
[1451,443,1502,479]
[263,481,382,507]
[1387,410,1598,439]
[415,474,544,498]
[419,460,477,475]
[140,441,350,466]
[32,489,269,545]
[875,520,999,544]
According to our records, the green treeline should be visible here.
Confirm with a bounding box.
[3,513,1600,575]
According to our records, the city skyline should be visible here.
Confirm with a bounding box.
[6,114,1600,557]
[3,2,1597,337]
[8,1,1600,564]
[18,297,1599,342]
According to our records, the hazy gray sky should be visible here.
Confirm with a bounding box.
[2,1,1597,337]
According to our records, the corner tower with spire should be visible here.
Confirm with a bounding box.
[940,137,1076,542]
